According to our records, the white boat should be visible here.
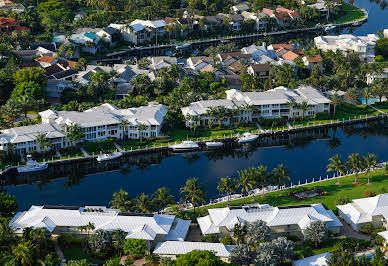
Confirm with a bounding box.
[17,155,48,173]
[169,141,199,152]
[325,24,336,31]
[175,43,191,50]
[237,132,259,144]
[205,141,223,148]
[96,152,123,162]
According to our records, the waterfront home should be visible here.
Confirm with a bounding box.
[337,193,388,232]
[0,103,167,155]
[293,252,331,266]
[68,31,102,54]
[217,52,253,66]
[181,86,331,127]
[109,23,152,45]
[231,3,250,14]
[241,11,268,31]
[153,241,236,262]
[262,7,301,26]
[96,26,120,46]
[197,204,342,237]
[366,68,388,85]
[246,64,271,82]
[131,19,167,37]
[314,34,380,63]
[10,205,190,245]
[302,55,323,71]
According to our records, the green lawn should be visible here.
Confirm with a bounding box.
[331,3,366,24]
[63,246,106,264]
[84,139,116,154]
[372,101,388,113]
[199,169,387,211]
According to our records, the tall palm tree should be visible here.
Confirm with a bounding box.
[327,155,345,184]
[362,86,373,105]
[347,153,363,184]
[329,93,342,117]
[324,0,334,21]
[86,222,95,236]
[272,164,291,186]
[12,241,35,266]
[298,101,312,120]
[0,99,21,127]
[110,189,132,212]
[18,95,35,122]
[371,80,387,103]
[363,153,377,184]
[256,165,270,190]
[137,124,148,142]
[154,187,175,211]
[35,133,50,153]
[217,177,236,203]
[65,124,85,148]
[120,120,129,140]
[237,169,254,197]
[180,177,206,214]
[136,193,151,213]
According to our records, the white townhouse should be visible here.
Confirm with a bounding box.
[109,23,152,45]
[0,103,167,155]
[153,241,236,263]
[181,86,331,127]
[314,34,380,63]
[337,193,388,232]
[366,68,388,85]
[198,204,342,237]
[10,205,190,245]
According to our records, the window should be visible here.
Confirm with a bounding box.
[262,105,269,108]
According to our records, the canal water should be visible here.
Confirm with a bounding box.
[4,121,387,210]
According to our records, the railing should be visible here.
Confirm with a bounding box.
[180,162,387,211]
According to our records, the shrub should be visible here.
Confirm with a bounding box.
[375,235,385,246]
[364,190,376,198]
[378,186,387,194]
[336,196,351,205]
[220,235,233,245]
[285,234,299,242]
[57,233,74,249]
[124,257,134,265]
[145,254,160,265]
[88,229,112,253]
[258,117,286,127]
[122,239,148,258]
[201,234,220,243]
[103,256,121,266]
[360,223,374,235]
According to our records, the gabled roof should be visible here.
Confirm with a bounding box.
[153,241,236,258]
[293,252,331,266]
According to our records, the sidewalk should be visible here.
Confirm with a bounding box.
[370,105,386,114]
[80,147,90,157]
[114,142,124,152]
[55,243,65,265]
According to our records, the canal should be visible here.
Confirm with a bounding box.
[4,121,387,210]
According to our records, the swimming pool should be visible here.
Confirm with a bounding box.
[357,97,379,105]
[52,34,65,43]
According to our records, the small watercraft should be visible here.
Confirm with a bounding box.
[237,132,259,144]
[17,155,48,173]
[325,24,336,31]
[96,152,123,162]
[205,141,224,148]
[169,141,199,152]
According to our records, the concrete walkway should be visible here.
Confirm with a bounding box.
[114,142,124,152]
[80,147,90,157]
[286,121,293,129]
[370,105,386,114]
[255,123,265,133]
[55,243,65,265]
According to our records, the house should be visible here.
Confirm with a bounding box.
[131,19,167,37]
[241,11,268,31]
[153,241,236,263]
[0,103,167,155]
[229,14,245,31]
[13,46,55,62]
[262,7,301,26]
[0,17,20,31]
[69,31,102,54]
[149,56,178,71]
[96,27,120,46]
[302,54,323,71]
[307,0,329,18]
[9,205,190,246]
[46,79,74,103]
[366,68,388,85]
[186,56,214,71]
[181,86,331,126]
[231,3,250,14]
[314,34,380,63]
[109,23,152,45]
[241,44,268,60]
[293,252,331,266]
[377,231,388,248]
[384,29,388,38]
[217,52,252,66]
[247,64,271,82]
[197,204,342,238]
[337,193,388,232]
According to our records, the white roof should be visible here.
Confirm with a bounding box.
[198,204,341,235]
[337,193,388,225]
[0,123,66,144]
[377,231,388,241]
[153,241,236,258]
[293,252,331,266]
[10,205,190,241]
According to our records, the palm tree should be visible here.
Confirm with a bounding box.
[362,86,373,105]
[35,133,50,153]
[324,0,334,21]
[327,155,345,184]
[154,187,175,212]
[217,177,236,203]
[298,101,312,120]
[0,99,21,127]
[237,169,254,197]
[363,153,377,184]
[347,153,363,184]
[272,164,291,186]
[180,177,206,214]
[18,95,35,122]
[65,124,85,148]
[110,189,132,212]
[12,241,35,266]
[136,193,151,213]
[86,222,95,236]
[137,124,148,142]
[120,120,129,140]
[256,165,270,190]
[329,93,342,117]
[371,80,387,103]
